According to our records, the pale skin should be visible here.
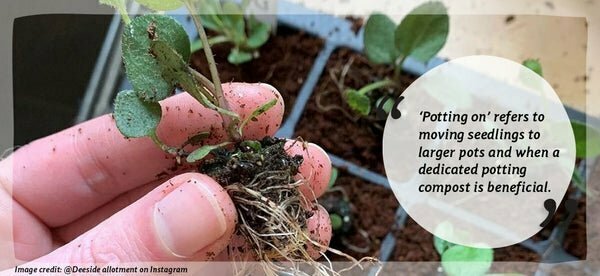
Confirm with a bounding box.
[0,83,332,266]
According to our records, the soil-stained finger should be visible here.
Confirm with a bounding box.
[284,140,331,200]
[1,82,283,227]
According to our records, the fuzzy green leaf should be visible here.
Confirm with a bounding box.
[99,0,131,24]
[187,142,230,162]
[522,59,544,77]
[122,15,190,101]
[228,48,253,64]
[113,90,162,138]
[395,2,449,62]
[571,121,600,158]
[149,40,197,93]
[441,245,493,276]
[150,40,240,119]
[346,89,371,116]
[246,16,270,49]
[135,0,182,11]
[364,13,397,64]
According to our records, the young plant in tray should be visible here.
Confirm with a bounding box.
[435,235,494,276]
[100,0,345,273]
[189,0,271,64]
[433,223,493,276]
[320,168,374,254]
[345,1,449,117]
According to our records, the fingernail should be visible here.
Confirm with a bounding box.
[153,179,227,257]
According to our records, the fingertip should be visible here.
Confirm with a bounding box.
[222,82,284,139]
[284,140,331,200]
[306,205,332,259]
[168,173,237,260]
[306,143,332,197]
[148,173,238,260]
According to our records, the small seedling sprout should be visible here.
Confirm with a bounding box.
[433,223,493,276]
[345,1,449,117]
[188,0,271,64]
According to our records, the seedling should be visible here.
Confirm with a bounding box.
[433,223,493,276]
[189,0,271,64]
[100,0,351,273]
[323,168,353,234]
[345,2,449,117]
[321,169,374,254]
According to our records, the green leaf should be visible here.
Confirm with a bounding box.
[246,17,270,49]
[523,59,543,77]
[190,39,203,53]
[364,13,397,64]
[571,120,600,158]
[433,222,456,255]
[198,0,225,32]
[239,99,277,132]
[346,89,371,116]
[183,131,211,146]
[135,0,183,11]
[190,36,230,53]
[187,142,231,162]
[434,235,455,255]
[228,48,253,64]
[572,169,586,193]
[241,140,262,152]
[441,245,493,276]
[221,2,246,45]
[99,0,131,24]
[149,40,196,91]
[328,167,339,189]
[395,2,449,62]
[197,0,222,14]
[375,96,394,114]
[113,90,162,138]
[150,40,240,119]
[200,15,223,32]
[122,15,190,101]
[330,214,343,231]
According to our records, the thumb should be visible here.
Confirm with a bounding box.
[36,173,236,263]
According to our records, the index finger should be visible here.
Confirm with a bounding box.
[0,83,284,227]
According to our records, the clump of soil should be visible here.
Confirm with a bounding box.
[200,137,315,261]
[190,26,324,120]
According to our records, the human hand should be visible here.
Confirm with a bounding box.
[0,83,332,267]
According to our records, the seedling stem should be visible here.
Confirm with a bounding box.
[184,0,242,142]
